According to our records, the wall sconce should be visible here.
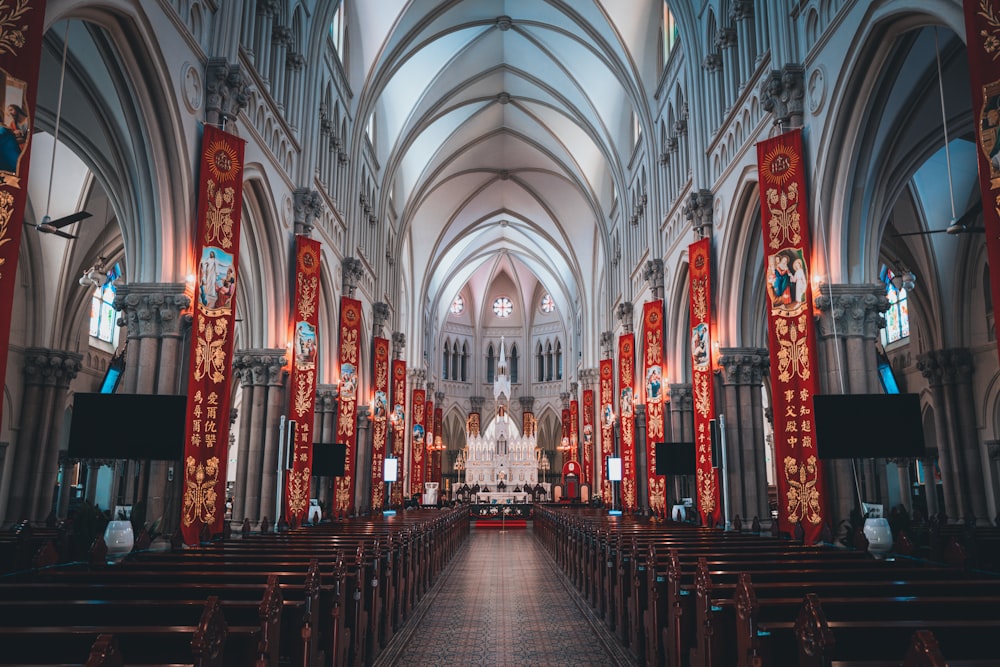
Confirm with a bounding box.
[78,257,107,289]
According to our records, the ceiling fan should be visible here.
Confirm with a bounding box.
[893,199,985,237]
[23,22,92,241]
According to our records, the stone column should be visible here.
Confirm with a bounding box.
[258,353,289,522]
[921,458,940,517]
[718,348,770,527]
[253,0,276,90]
[684,189,714,237]
[918,349,988,522]
[314,385,338,509]
[206,59,250,129]
[292,188,323,237]
[231,349,286,522]
[355,406,371,515]
[731,1,755,88]
[813,283,888,531]
[669,383,693,502]
[635,403,648,513]
[6,349,82,523]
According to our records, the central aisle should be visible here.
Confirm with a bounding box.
[375,525,638,667]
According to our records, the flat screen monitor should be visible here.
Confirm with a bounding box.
[383,457,399,482]
[68,393,186,460]
[655,442,696,475]
[99,362,124,394]
[313,443,347,476]
[607,457,622,482]
[813,393,925,459]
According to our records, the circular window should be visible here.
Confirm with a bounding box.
[541,293,555,313]
[492,296,513,317]
[450,295,464,315]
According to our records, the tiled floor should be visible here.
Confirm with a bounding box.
[375,524,638,667]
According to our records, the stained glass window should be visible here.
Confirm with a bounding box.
[89,263,122,347]
[450,295,464,314]
[880,267,910,346]
[663,5,679,60]
[541,293,555,313]
[493,296,513,317]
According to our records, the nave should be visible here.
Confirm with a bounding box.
[375,527,637,667]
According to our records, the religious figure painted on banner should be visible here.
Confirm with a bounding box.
[620,387,634,417]
[980,82,1000,189]
[393,403,405,425]
[692,323,709,369]
[412,423,425,445]
[198,247,234,311]
[373,390,387,421]
[583,423,593,445]
[767,248,808,316]
[0,75,29,175]
[645,365,663,403]
[603,403,614,426]
[295,321,317,367]
[339,363,357,400]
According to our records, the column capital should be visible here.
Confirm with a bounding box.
[718,347,769,385]
[292,188,323,236]
[342,257,365,297]
[617,302,634,332]
[600,331,615,358]
[114,283,191,339]
[23,348,83,387]
[761,63,805,128]
[470,396,485,412]
[669,383,693,411]
[917,348,974,386]
[559,392,571,409]
[392,332,406,357]
[813,283,888,339]
[408,368,426,387]
[684,188,714,235]
[518,395,535,412]
[435,390,445,403]
[643,259,665,296]
[233,348,288,387]
[372,302,390,336]
[205,58,249,128]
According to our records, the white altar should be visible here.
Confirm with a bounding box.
[476,492,529,504]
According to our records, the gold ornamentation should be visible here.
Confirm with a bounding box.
[204,181,236,248]
[182,455,220,527]
[649,477,666,514]
[286,467,310,516]
[293,369,315,416]
[784,455,823,525]
[764,183,801,250]
[774,315,811,382]
[693,372,712,418]
[335,476,352,511]
[692,277,708,322]
[340,327,358,361]
[194,317,229,383]
[0,190,12,276]
[338,398,355,436]
[0,0,31,56]
[979,0,1000,59]
[297,274,318,320]
[697,467,717,517]
[205,138,241,183]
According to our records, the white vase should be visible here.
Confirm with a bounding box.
[863,517,894,558]
[104,520,134,562]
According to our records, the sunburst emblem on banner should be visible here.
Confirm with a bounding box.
[206,139,241,183]
[761,143,800,187]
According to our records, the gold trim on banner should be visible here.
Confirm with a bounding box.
[0,1,32,56]
[693,372,712,418]
[0,191,13,272]
[287,467,311,516]
[697,467,717,517]
[764,182,802,249]
[784,455,822,525]
[297,274,318,320]
[341,327,358,359]
[194,317,229,383]
[775,315,811,382]
[293,369,315,416]
[182,455,220,527]
[204,181,236,248]
[978,0,1000,61]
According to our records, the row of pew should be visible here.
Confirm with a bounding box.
[533,506,1000,667]
[0,506,469,666]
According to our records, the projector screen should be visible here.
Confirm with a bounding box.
[813,393,925,459]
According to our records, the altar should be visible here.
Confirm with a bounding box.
[476,491,529,504]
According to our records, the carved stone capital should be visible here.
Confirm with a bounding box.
[716,28,737,50]
[23,348,83,388]
[518,395,535,412]
[600,331,615,358]
[392,331,406,358]
[761,64,805,128]
[114,283,190,340]
[617,301,634,332]
[316,385,338,411]
[559,392,571,409]
[205,58,249,128]
[718,347,769,385]
[470,396,485,412]
[569,381,578,398]
[813,284,888,338]
[272,25,293,47]
[256,0,278,17]
[426,382,435,395]
[702,52,722,73]
[233,348,288,387]
[643,259,665,294]
[293,188,323,236]
[435,390,445,403]
[372,302,390,336]
[917,348,973,386]
[731,0,754,22]
[668,383,693,411]
[286,52,305,71]
[342,257,364,297]
[684,189,714,234]
[408,368,426,387]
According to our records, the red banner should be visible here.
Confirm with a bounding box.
[523,410,535,436]
[689,238,720,527]
[334,296,362,516]
[561,407,570,466]
[756,129,827,542]
[599,359,615,504]
[391,359,407,506]
[965,1,1000,364]
[643,300,667,518]
[424,398,434,483]
[181,125,246,543]
[582,389,594,486]
[285,236,321,524]
[370,337,390,510]
[0,0,46,426]
[619,334,637,512]
[467,413,480,437]
[570,399,579,464]
[432,405,443,483]
[410,389,426,496]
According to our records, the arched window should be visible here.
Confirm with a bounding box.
[487,344,496,383]
[536,342,544,382]
[89,263,122,347]
[880,267,911,347]
[461,342,469,381]
[510,344,519,383]
[663,3,679,64]
[329,2,346,63]
[451,341,460,380]
[546,342,553,381]
[556,340,563,380]
[442,340,450,379]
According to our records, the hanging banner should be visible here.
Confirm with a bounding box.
[391,359,407,507]
[619,333,637,512]
[561,407,571,466]
[285,235,321,524]
[0,0,46,426]
[643,300,667,518]
[965,1,1000,365]
[334,296,362,516]
[582,389,595,486]
[756,128,827,542]
[370,336,390,510]
[410,388,426,496]
[467,412,480,437]
[432,405,443,483]
[689,238,720,527]
[570,399,580,463]
[599,359,615,504]
[181,124,246,544]
[424,398,434,483]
